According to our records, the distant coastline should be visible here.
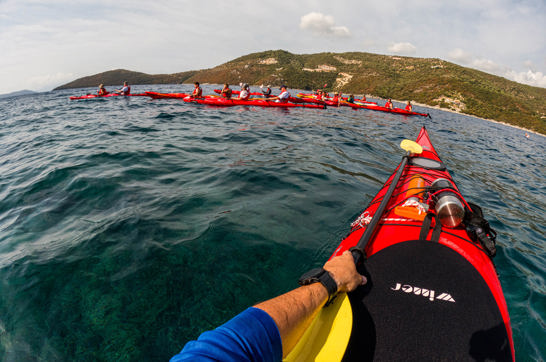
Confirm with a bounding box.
[358,93,544,137]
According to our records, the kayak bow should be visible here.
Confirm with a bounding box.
[286,126,514,361]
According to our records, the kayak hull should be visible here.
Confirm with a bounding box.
[69,93,147,100]
[144,91,188,99]
[213,89,263,96]
[350,103,430,117]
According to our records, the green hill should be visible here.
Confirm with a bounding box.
[54,69,198,90]
[55,50,546,134]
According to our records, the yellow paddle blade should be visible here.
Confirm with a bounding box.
[400,139,423,155]
[284,294,352,362]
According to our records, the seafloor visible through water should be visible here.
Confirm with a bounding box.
[0,84,544,361]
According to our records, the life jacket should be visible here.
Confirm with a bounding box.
[193,87,202,97]
[405,104,412,111]
[278,91,290,102]
[125,86,131,95]
[240,89,250,100]
[98,88,108,95]
[222,88,232,99]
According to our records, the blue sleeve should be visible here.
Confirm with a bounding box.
[170,307,282,362]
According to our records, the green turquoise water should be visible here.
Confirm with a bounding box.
[0,85,544,361]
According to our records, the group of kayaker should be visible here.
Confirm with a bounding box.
[96,81,131,96]
[193,82,291,103]
[96,81,414,111]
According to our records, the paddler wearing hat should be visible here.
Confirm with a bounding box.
[268,85,290,103]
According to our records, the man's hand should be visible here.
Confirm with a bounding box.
[323,251,367,293]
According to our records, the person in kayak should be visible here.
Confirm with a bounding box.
[236,84,251,100]
[221,84,232,99]
[332,92,342,106]
[191,82,203,98]
[260,84,272,98]
[268,85,291,103]
[315,90,323,101]
[114,81,131,95]
[170,250,366,361]
[347,94,355,104]
[405,101,412,111]
[98,84,108,96]
[385,98,394,109]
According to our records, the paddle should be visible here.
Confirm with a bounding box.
[350,139,423,265]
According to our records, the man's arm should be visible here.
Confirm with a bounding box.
[254,251,365,357]
[171,251,365,361]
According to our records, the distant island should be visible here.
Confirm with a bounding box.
[0,90,38,99]
[55,50,546,134]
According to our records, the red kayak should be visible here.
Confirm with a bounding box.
[350,102,431,117]
[144,91,188,99]
[303,126,514,360]
[69,93,147,100]
[183,97,326,109]
[341,97,377,106]
[290,95,326,105]
[213,89,263,96]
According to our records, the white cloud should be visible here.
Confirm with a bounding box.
[471,58,504,73]
[300,12,351,37]
[448,48,502,72]
[388,42,417,55]
[447,48,546,87]
[448,48,473,64]
[505,69,546,88]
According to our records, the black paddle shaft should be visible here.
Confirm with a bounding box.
[351,155,410,265]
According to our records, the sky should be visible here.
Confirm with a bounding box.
[1,0,545,94]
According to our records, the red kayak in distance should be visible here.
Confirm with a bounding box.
[297,93,379,107]
[144,91,189,99]
[183,96,326,109]
[350,102,431,117]
[213,89,264,96]
[290,95,326,105]
[305,126,514,360]
[69,93,147,100]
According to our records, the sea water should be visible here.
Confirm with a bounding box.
[0,84,544,361]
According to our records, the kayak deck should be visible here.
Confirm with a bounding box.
[344,240,512,360]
